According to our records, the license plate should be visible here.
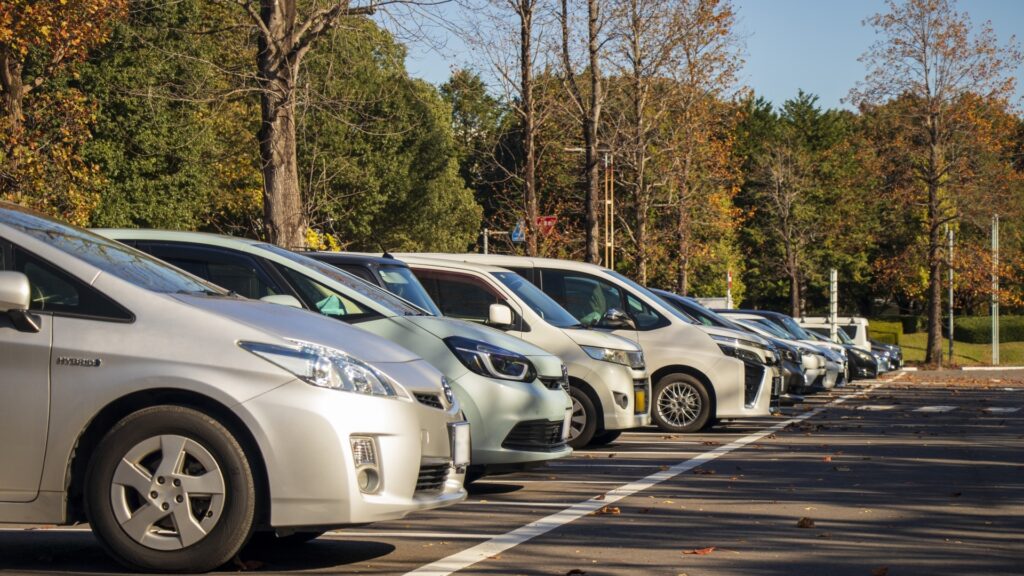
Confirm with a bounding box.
[634,389,646,413]
[448,421,471,468]
[561,409,573,441]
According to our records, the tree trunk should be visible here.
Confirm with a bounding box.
[925,184,943,365]
[258,90,306,248]
[636,196,647,283]
[676,186,689,294]
[0,50,25,138]
[583,0,601,264]
[520,2,538,256]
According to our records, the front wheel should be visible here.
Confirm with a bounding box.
[85,405,256,572]
[652,374,712,433]
[567,387,598,449]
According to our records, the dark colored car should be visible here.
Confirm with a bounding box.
[650,289,803,400]
[806,327,879,380]
[870,339,903,370]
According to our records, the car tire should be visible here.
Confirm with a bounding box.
[567,386,598,449]
[652,373,712,433]
[85,405,256,573]
[589,430,621,446]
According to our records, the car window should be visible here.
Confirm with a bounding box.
[150,249,280,300]
[492,271,580,328]
[334,264,376,284]
[377,265,442,316]
[413,268,503,323]
[257,243,423,316]
[276,266,375,320]
[841,325,856,339]
[1,208,225,295]
[12,247,132,321]
[540,269,623,327]
[625,292,667,330]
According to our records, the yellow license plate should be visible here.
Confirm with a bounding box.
[634,389,646,413]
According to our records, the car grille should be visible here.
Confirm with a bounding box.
[540,376,569,392]
[743,364,765,407]
[415,393,444,410]
[502,419,566,452]
[415,462,449,493]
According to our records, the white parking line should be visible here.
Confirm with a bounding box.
[548,463,669,469]
[404,383,884,576]
[473,479,625,485]
[461,501,575,509]
[915,405,957,413]
[575,451,699,457]
[984,407,1021,414]
[856,405,896,411]
[593,440,701,446]
[329,531,494,540]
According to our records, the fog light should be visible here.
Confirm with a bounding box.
[357,468,380,493]
[613,392,628,409]
[351,436,381,494]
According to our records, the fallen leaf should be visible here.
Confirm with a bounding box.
[692,469,716,475]
[607,453,616,458]
[682,547,716,555]
[870,568,889,576]
[594,494,605,501]
[592,505,621,516]
[566,570,587,575]
[659,465,670,471]
[823,456,833,463]
[797,517,816,528]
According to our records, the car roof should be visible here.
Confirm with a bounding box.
[96,228,264,249]
[404,253,611,274]
[306,251,407,267]
[396,254,513,275]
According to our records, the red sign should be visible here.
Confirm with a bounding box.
[537,216,557,234]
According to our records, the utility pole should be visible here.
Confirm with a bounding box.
[483,228,489,254]
[725,269,733,309]
[603,152,615,269]
[947,225,954,363]
[992,214,1000,365]
[829,268,838,342]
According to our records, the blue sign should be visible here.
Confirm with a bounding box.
[511,220,525,243]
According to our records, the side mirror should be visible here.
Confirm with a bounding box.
[487,303,514,328]
[260,294,304,309]
[600,307,636,330]
[0,271,31,313]
[0,272,41,333]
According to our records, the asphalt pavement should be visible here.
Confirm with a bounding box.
[2,371,1022,576]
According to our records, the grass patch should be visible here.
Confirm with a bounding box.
[901,332,1024,366]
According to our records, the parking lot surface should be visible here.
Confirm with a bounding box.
[2,371,1022,576]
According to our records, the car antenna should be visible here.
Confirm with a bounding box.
[377,244,395,259]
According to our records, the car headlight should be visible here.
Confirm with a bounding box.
[444,336,537,382]
[581,345,645,370]
[711,335,767,365]
[240,340,408,398]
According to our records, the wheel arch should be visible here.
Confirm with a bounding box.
[65,388,270,527]
[567,376,605,432]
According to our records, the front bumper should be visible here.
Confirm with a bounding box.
[712,356,773,418]
[451,371,572,468]
[238,379,467,529]
[580,362,650,431]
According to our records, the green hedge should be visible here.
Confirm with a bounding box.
[876,315,927,334]
[954,316,1024,344]
[869,320,903,346]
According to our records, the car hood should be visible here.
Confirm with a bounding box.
[174,294,422,363]
[562,327,641,351]
[699,325,772,347]
[405,315,555,358]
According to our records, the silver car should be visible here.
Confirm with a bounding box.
[0,203,468,572]
[95,230,573,479]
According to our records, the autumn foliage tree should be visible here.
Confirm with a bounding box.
[850,0,1022,365]
[0,0,125,223]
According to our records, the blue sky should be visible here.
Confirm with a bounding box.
[401,0,1024,111]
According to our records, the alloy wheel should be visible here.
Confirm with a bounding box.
[657,381,702,428]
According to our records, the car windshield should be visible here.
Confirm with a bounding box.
[606,270,694,324]
[681,297,749,331]
[745,318,791,339]
[2,205,227,295]
[493,271,582,329]
[778,315,814,340]
[257,244,424,316]
[835,328,855,344]
[377,265,442,316]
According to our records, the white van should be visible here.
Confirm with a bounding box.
[800,316,871,352]
[414,254,775,433]
[396,255,650,447]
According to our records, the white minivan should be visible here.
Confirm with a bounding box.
[395,255,650,447]
[418,254,775,432]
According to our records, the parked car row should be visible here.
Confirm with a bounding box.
[0,201,897,572]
